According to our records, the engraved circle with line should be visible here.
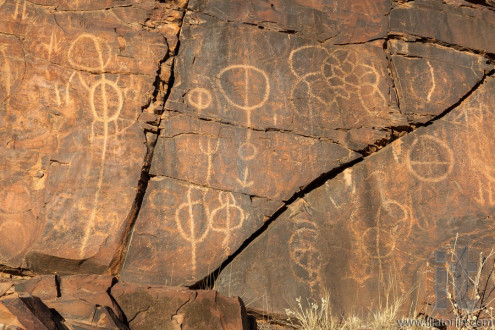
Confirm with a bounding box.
[288,221,321,282]
[209,192,245,233]
[362,201,408,259]
[407,135,454,183]
[175,188,209,244]
[90,79,123,123]
[217,65,270,111]
[187,87,212,110]
[68,34,111,72]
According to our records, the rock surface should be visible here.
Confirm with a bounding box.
[216,77,495,315]
[0,275,247,330]
[1,0,495,326]
[0,0,186,273]
[112,282,248,330]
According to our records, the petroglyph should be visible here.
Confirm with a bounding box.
[175,185,211,275]
[12,0,27,20]
[289,45,387,122]
[216,65,270,126]
[187,87,212,111]
[237,130,258,161]
[474,178,495,206]
[406,135,454,183]
[42,31,64,62]
[68,34,112,73]
[236,130,256,188]
[236,168,254,188]
[172,184,247,275]
[0,44,12,102]
[208,192,245,254]
[288,219,322,295]
[362,201,410,260]
[199,136,220,185]
[67,33,127,257]
[426,61,436,102]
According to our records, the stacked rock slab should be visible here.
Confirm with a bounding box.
[0,275,248,329]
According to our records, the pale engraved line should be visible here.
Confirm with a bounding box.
[76,34,124,257]
[406,135,454,183]
[199,137,220,185]
[175,185,210,275]
[426,60,435,102]
[0,45,11,101]
[216,64,270,113]
[208,192,245,254]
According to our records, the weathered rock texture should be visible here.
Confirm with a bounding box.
[0,0,186,273]
[1,0,495,326]
[216,77,495,315]
[112,282,248,329]
[0,275,247,329]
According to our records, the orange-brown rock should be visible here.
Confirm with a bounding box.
[390,0,495,54]
[1,0,495,326]
[389,40,491,123]
[112,283,249,330]
[0,275,248,329]
[216,76,495,316]
[165,12,405,151]
[14,275,127,329]
[189,0,391,43]
[0,1,186,273]
[0,294,66,330]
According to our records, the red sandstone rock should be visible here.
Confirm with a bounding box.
[111,282,248,330]
[216,77,495,316]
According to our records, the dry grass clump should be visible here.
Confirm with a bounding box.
[284,292,432,330]
[283,234,495,330]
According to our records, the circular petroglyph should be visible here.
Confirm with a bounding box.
[187,87,212,110]
[362,227,396,259]
[68,34,111,72]
[406,135,454,183]
[90,78,123,123]
[217,65,270,111]
[288,220,322,288]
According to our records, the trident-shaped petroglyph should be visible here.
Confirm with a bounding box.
[199,136,220,185]
[42,31,64,61]
[67,33,125,257]
[12,0,27,20]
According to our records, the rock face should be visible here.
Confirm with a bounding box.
[0,0,185,273]
[112,283,248,330]
[0,276,247,330]
[1,0,495,326]
[216,76,495,315]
